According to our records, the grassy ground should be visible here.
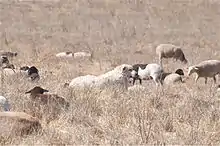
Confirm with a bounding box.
[1,0,220,145]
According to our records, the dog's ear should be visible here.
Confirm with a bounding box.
[122,67,127,71]
[193,66,199,71]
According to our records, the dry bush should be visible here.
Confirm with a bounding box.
[1,0,220,145]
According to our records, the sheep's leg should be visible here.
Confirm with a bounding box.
[132,78,136,85]
[195,75,199,83]
[139,78,142,85]
[205,77,208,84]
[213,76,217,84]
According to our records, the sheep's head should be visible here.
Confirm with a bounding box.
[175,69,184,76]
[178,51,188,64]
[20,66,30,71]
[25,86,49,95]
[1,56,9,64]
[187,66,199,76]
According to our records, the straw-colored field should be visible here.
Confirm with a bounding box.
[1,0,220,145]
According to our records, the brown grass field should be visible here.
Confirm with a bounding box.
[1,0,220,145]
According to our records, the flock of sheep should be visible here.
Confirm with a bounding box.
[0,43,220,137]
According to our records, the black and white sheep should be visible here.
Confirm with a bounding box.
[162,69,185,85]
[187,60,220,84]
[156,43,188,66]
[131,63,164,86]
[130,63,149,85]
[20,66,40,81]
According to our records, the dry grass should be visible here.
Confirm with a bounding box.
[1,0,220,145]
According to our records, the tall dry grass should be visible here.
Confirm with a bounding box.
[1,0,220,145]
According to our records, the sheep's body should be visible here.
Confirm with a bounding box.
[137,63,164,86]
[0,96,10,111]
[156,44,188,66]
[161,68,184,85]
[56,51,91,59]
[19,66,40,81]
[187,60,220,84]
[163,73,183,85]
[25,86,69,123]
[0,111,42,137]
[56,52,73,58]
[73,51,91,58]
[25,86,69,109]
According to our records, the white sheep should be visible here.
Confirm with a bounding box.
[162,69,185,85]
[156,43,188,66]
[131,63,164,86]
[73,51,92,59]
[187,60,220,84]
[0,96,10,111]
[56,51,92,59]
[55,51,73,58]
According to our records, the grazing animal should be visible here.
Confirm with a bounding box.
[131,63,163,86]
[130,63,152,85]
[19,66,40,81]
[187,60,220,84]
[73,51,92,59]
[156,43,188,66]
[0,51,17,58]
[162,69,185,85]
[25,86,69,109]
[56,51,91,59]
[0,56,9,67]
[55,51,73,58]
[0,96,10,111]
[0,111,42,137]
[27,66,39,76]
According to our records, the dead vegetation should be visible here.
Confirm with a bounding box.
[0,0,220,145]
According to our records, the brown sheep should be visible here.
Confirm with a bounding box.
[0,111,42,138]
[156,43,188,66]
[187,60,220,84]
[25,86,70,123]
[25,86,70,109]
